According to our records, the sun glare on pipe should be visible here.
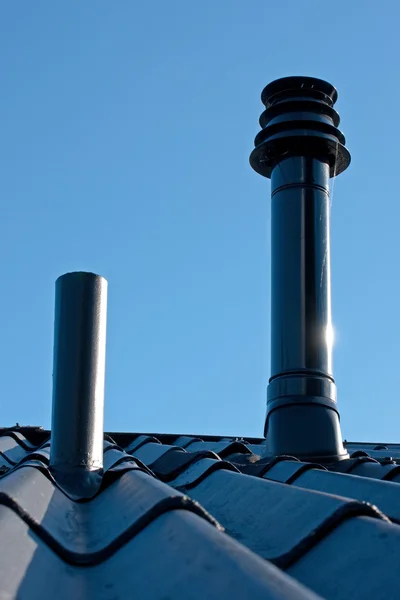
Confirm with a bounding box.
[326,323,335,350]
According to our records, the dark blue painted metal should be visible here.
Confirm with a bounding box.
[0,504,321,600]
[49,272,108,496]
[184,468,389,568]
[3,429,400,598]
[250,77,350,462]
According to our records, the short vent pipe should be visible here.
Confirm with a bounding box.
[49,272,107,495]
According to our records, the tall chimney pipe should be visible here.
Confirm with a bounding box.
[250,76,350,462]
[50,272,107,494]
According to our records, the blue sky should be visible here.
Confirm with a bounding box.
[0,2,397,441]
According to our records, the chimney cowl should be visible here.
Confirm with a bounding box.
[250,75,350,179]
[250,76,350,463]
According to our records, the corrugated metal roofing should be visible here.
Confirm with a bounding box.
[1,427,400,599]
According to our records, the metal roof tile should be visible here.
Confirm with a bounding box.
[2,428,400,598]
[150,449,221,482]
[180,469,388,565]
[288,468,400,523]
[346,460,399,480]
[0,436,28,464]
[89,509,323,600]
[171,457,239,489]
[287,516,400,600]
[263,459,326,483]
[124,435,160,454]
[19,447,50,466]
[0,465,222,564]
[0,452,14,468]
[0,431,37,450]
[173,435,202,448]
[0,505,78,599]
[132,442,184,466]
[102,446,149,472]
[0,502,321,600]
[245,443,269,456]
[183,439,253,457]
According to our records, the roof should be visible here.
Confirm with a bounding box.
[1,427,400,599]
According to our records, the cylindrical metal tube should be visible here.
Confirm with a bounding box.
[250,76,351,462]
[270,156,333,380]
[50,272,107,473]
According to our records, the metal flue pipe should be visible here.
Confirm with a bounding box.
[250,76,350,462]
[50,272,107,494]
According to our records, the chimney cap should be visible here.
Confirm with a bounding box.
[251,75,350,179]
[261,76,338,108]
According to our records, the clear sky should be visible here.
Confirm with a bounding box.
[0,1,397,442]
